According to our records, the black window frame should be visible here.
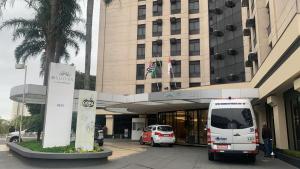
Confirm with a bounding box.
[189,0,199,14]
[152,21,163,37]
[138,5,146,20]
[171,18,181,35]
[153,1,162,16]
[170,39,181,56]
[189,82,201,87]
[136,64,145,80]
[137,44,145,60]
[151,83,162,92]
[171,0,181,14]
[172,60,181,78]
[189,39,200,56]
[189,61,200,77]
[152,41,162,57]
[170,82,181,90]
[137,24,146,40]
[189,18,199,35]
[136,85,145,94]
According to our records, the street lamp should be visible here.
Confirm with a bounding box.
[15,63,27,142]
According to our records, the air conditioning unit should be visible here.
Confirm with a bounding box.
[170,17,177,23]
[156,19,163,25]
[213,30,224,37]
[245,60,253,67]
[248,52,258,61]
[214,53,224,60]
[241,0,249,7]
[225,0,236,8]
[226,24,236,31]
[227,48,237,55]
[155,39,162,45]
[246,18,256,28]
[243,28,251,36]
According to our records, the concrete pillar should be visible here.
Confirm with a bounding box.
[105,115,114,136]
[267,95,289,149]
[294,77,300,92]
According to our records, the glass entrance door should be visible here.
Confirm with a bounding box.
[199,110,208,145]
[175,111,186,144]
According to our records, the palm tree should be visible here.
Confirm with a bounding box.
[84,0,94,90]
[0,0,85,82]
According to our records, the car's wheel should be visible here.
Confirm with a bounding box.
[139,137,145,145]
[248,156,256,163]
[151,138,156,147]
[10,137,19,143]
[208,152,215,161]
[168,144,173,147]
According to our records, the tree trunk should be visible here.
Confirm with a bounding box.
[84,0,94,90]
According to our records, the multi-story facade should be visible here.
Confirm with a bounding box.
[96,0,300,152]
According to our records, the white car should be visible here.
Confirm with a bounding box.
[6,128,37,142]
[139,125,175,147]
[207,99,259,162]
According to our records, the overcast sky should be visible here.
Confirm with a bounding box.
[0,1,100,120]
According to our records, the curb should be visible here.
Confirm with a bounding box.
[7,142,112,160]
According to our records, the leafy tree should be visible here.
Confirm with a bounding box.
[0,118,10,135]
[0,0,84,83]
[75,71,96,90]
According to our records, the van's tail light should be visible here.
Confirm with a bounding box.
[207,128,212,144]
[252,129,259,144]
[170,133,174,137]
[155,132,163,137]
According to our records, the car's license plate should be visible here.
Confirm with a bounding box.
[217,145,228,150]
[163,134,169,137]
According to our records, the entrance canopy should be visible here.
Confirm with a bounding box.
[10,84,259,114]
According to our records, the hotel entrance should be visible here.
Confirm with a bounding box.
[158,109,208,145]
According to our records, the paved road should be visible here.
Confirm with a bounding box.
[0,140,297,169]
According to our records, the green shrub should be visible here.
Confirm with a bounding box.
[19,141,102,153]
[282,149,300,158]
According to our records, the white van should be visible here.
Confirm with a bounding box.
[207,99,259,162]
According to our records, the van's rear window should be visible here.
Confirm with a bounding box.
[158,126,173,132]
[211,108,253,129]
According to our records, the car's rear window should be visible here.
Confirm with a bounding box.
[211,108,253,129]
[157,126,173,132]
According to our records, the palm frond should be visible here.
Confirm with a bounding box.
[15,39,45,63]
[0,18,37,30]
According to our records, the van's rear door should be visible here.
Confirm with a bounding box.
[230,108,256,151]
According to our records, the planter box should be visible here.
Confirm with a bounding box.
[7,142,112,160]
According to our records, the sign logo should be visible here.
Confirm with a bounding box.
[82,98,95,108]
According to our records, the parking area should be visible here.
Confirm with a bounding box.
[0,139,297,169]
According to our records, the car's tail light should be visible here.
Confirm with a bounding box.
[252,129,259,144]
[155,132,163,137]
[170,133,174,137]
[207,128,212,144]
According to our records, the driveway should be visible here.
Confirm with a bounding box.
[0,139,297,169]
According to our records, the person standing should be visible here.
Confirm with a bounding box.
[262,123,272,157]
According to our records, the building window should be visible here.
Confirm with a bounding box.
[189,82,201,87]
[170,82,181,90]
[153,1,162,16]
[172,60,181,77]
[189,39,200,56]
[137,24,146,40]
[136,85,144,94]
[136,64,145,80]
[153,20,162,37]
[138,5,146,20]
[152,83,162,92]
[171,0,181,14]
[152,41,162,57]
[170,39,181,56]
[151,61,162,78]
[137,44,145,60]
[189,18,199,35]
[170,18,181,35]
[189,0,199,14]
[189,61,200,77]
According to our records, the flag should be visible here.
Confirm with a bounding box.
[145,61,155,79]
[168,57,173,76]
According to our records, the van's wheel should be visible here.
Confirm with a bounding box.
[139,137,145,145]
[208,152,215,161]
[248,156,256,163]
[168,144,173,147]
[150,138,156,147]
